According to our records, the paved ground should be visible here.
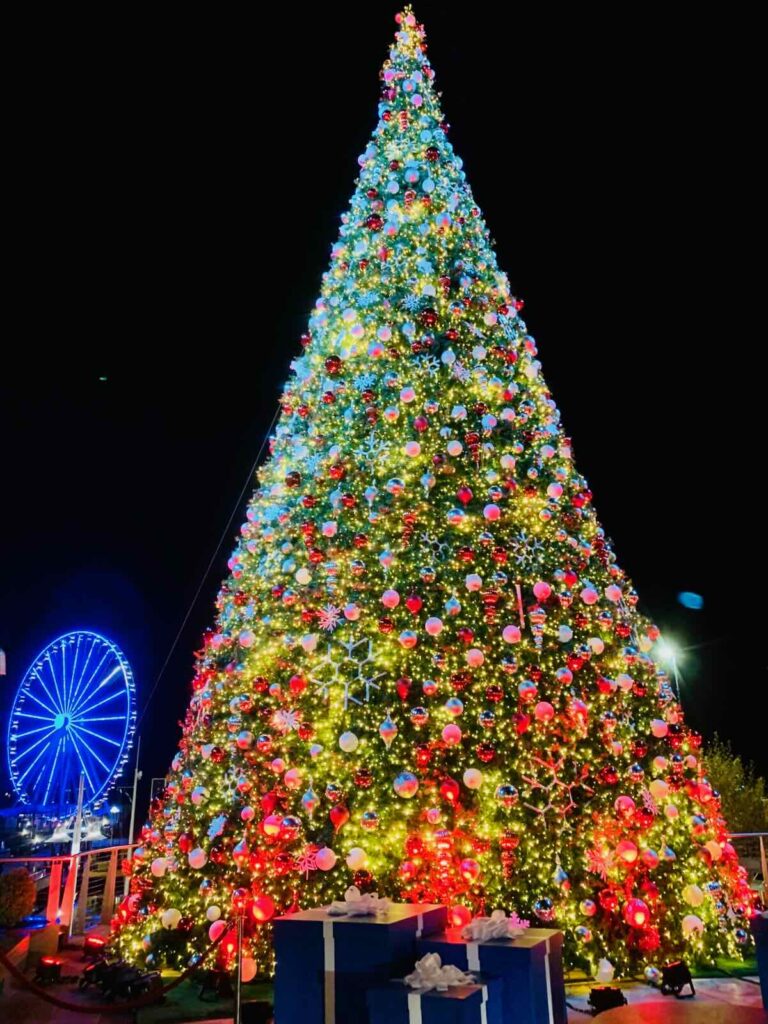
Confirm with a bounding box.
[565,975,766,1020]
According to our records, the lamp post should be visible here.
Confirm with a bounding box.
[656,639,683,705]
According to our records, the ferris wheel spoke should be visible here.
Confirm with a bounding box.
[70,721,121,750]
[43,738,64,805]
[75,715,126,724]
[67,646,110,715]
[20,688,58,716]
[45,652,68,716]
[13,726,57,762]
[65,639,81,713]
[67,731,97,793]
[66,634,97,712]
[69,659,119,717]
[15,740,53,787]
[31,672,63,716]
[72,689,124,720]
[69,728,112,775]
[13,723,59,740]
[16,711,57,723]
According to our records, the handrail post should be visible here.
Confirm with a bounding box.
[760,834,768,904]
[46,858,64,923]
[72,852,91,936]
[102,848,119,924]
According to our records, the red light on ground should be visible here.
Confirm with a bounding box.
[40,956,62,965]
[84,935,107,952]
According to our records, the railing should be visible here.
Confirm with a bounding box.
[0,844,136,935]
[729,832,768,902]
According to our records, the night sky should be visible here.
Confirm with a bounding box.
[2,2,764,816]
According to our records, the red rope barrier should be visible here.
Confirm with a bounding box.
[0,925,232,1014]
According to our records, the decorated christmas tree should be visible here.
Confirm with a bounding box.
[116,8,753,976]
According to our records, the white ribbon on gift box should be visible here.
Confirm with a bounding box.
[328,885,392,917]
[406,983,489,1024]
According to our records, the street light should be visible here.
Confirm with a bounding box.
[656,638,683,703]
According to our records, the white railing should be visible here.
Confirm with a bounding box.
[0,844,136,935]
[729,832,768,902]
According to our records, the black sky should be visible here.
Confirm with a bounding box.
[2,3,765,810]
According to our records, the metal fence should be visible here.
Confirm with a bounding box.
[729,832,767,902]
[0,844,135,935]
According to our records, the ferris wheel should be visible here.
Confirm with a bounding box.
[7,630,136,812]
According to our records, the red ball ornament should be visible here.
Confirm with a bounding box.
[405,594,423,614]
[457,486,473,505]
[439,778,460,804]
[251,894,276,923]
[623,898,650,929]
[325,355,342,375]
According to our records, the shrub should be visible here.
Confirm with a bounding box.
[0,868,36,927]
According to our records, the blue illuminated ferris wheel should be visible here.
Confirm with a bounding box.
[7,631,136,812]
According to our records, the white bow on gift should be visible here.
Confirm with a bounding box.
[460,908,530,941]
[328,885,392,916]
[405,952,476,992]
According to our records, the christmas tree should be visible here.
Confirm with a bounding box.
[116,8,753,976]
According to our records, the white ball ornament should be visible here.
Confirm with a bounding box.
[682,914,705,937]
[238,629,255,648]
[683,884,704,907]
[466,648,484,667]
[346,847,368,870]
[206,905,222,922]
[339,731,359,753]
[463,768,483,789]
[465,574,483,591]
[161,908,182,930]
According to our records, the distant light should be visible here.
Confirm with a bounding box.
[678,591,704,610]
[656,639,681,665]
[98,375,108,382]
[110,805,120,814]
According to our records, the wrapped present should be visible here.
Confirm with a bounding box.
[367,975,503,1024]
[273,901,446,1024]
[752,912,768,1009]
[417,926,566,1024]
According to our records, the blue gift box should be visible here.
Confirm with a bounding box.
[416,927,566,1024]
[273,903,447,1024]
[751,912,768,1009]
[367,975,503,1024]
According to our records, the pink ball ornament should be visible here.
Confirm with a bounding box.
[284,768,302,790]
[151,857,167,877]
[381,589,400,609]
[188,848,207,869]
[614,796,636,819]
[405,441,421,457]
[682,914,704,937]
[605,585,622,603]
[502,624,521,644]
[534,701,555,723]
[483,503,501,521]
[465,573,483,591]
[241,806,255,822]
[209,920,227,943]
[580,587,599,605]
[238,630,255,648]
[344,603,361,621]
[651,719,668,738]
[425,617,443,636]
[449,904,473,928]
[399,630,418,649]
[616,840,638,864]
[466,648,484,667]
[533,581,552,601]
[649,779,669,801]
[315,847,337,871]
[442,723,462,746]
[240,957,257,983]
[623,898,650,929]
